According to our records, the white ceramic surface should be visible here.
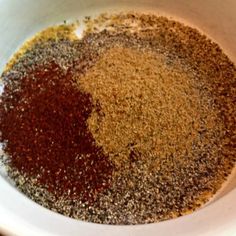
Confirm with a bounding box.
[0,0,236,235]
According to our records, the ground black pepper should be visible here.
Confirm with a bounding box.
[0,62,112,202]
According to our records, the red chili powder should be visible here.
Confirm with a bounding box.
[0,62,112,202]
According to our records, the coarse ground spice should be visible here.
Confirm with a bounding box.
[0,12,235,224]
[4,23,78,72]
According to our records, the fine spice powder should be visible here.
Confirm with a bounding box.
[0,13,236,224]
[0,63,112,202]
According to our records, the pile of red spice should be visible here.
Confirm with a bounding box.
[0,62,112,202]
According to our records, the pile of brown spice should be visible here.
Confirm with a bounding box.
[0,12,235,224]
[0,62,112,202]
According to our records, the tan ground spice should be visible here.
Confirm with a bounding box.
[79,46,220,168]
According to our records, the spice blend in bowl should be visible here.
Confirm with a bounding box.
[0,13,235,224]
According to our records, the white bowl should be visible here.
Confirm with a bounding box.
[0,0,236,235]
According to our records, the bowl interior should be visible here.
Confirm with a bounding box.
[0,0,235,235]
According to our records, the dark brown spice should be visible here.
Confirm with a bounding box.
[0,62,112,202]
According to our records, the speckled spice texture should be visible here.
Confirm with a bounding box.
[0,13,236,225]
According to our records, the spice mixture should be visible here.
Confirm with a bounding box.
[0,13,235,224]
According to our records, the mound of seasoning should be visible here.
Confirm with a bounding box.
[0,13,235,224]
[0,61,112,202]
